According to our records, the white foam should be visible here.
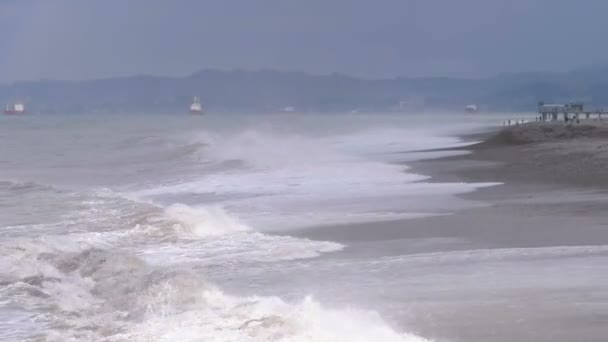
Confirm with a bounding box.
[0,309,42,341]
[0,236,417,342]
[137,232,344,266]
[60,202,345,265]
[131,124,499,230]
[117,288,431,342]
[325,126,469,156]
[371,245,608,266]
[164,203,251,238]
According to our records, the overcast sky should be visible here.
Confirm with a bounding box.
[1,0,608,82]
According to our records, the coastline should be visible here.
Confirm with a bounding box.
[407,121,608,247]
[300,121,608,250]
[419,121,608,188]
[290,121,608,342]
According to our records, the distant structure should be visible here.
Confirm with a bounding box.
[190,96,203,114]
[537,101,608,121]
[4,101,25,115]
[465,104,478,113]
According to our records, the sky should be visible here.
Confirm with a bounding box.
[1,0,608,82]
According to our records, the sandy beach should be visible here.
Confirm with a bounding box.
[294,121,608,342]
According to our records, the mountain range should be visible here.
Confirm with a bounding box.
[3,67,608,113]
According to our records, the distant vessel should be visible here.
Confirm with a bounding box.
[4,102,25,115]
[190,96,203,114]
[465,104,478,113]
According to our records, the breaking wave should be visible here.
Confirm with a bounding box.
[0,238,426,342]
[163,203,251,238]
[0,193,357,341]
[1,115,493,342]
[119,288,430,342]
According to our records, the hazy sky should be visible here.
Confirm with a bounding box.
[1,0,608,82]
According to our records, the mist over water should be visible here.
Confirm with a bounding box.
[0,113,502,341]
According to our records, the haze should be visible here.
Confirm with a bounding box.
[1,0,608,82]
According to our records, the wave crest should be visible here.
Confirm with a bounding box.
[0,239,424,342]
[164,203,251,238]
[118,287,431,342]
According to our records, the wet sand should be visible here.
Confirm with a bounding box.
[301,121,608,252]
[294,121,608,342]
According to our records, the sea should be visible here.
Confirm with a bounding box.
[0,112,541,341]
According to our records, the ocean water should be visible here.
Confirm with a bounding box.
[0,112,549,341]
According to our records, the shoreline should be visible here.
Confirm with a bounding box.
[287,121,608,342]
[296,122,608,252]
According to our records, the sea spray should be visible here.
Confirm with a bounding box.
[164,203,250,237]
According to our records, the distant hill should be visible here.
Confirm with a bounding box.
[3,67,608,114]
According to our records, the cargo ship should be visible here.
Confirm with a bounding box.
[190,96,203,114]
[4,102,25,115]
[465,104,478,113]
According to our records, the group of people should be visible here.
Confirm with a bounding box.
[564,115,580,124]
[503,119,527,126]
[534,115,584,124]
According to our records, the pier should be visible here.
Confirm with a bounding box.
[538,102,608,121]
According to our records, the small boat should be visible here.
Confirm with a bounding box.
[190,96,203,114]
[4,102,25,115]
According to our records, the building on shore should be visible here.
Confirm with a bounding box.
[538,101,594,121]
